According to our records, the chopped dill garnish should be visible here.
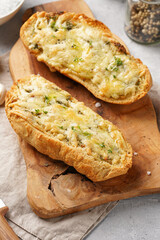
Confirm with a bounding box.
[35,109,40,115]
[43,111,48,114]
[100,142,105,148]
[115,57,123,66]
[74,57,83,62]
[108,149,113,153]
[83,132,92,137]
[44,96,50,104]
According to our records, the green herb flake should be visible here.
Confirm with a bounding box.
[108,149,113,154]
[115,57,123,66]
[59,126,64,129]
[83,132,92,137]
[51,21,56,28]
[74,57,83,62]
[113,75,116,79]
[44,96,50,104]
[100,142,105,148]
[105,67,108,71]
[74,57,79,62]
[43,111,48,114]
[71,126,75,130]
[35,109,40,115]
[50,21,58,31]
[44,96,49,101]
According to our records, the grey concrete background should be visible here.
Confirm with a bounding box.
[0,0,160,239]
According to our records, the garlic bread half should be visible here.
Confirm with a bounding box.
[5,75,132,182]
[20,12,152,104]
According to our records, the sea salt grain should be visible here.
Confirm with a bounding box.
[0,0,22,18]
[95,102,101,108]
[133,152,138,156]
[147,171,151,176]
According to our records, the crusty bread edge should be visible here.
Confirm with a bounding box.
[5,77,132,182]
[20,11,152,105]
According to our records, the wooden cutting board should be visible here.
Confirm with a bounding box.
[9,0,160,218]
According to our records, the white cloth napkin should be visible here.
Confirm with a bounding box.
[0,52,117,240]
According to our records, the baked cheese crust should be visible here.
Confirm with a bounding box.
[5,75,132,182]
[20,12,152,104]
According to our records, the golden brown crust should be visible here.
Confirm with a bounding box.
[5,76,132,182]
[20,11,152,105]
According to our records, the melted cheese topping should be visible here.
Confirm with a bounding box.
[12,75,131,166]
[23,13,145,100]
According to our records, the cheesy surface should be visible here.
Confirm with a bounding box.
[12,75,130,166]
[24,13,145,100]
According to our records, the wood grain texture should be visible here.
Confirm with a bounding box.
[9,0,160,218]
[0,206,19,240]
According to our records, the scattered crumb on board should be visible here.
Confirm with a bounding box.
[95,102,101,108]
[134,152,138,156]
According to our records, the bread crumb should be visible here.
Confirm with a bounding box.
[134,152,138,156]
[44,163,49,167]
[147,171,151,176]
[95,102,101,108]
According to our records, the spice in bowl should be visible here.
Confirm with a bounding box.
[125,0,160,44]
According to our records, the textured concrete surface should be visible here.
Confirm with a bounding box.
[0,0,160,239]
[86,195,160,240]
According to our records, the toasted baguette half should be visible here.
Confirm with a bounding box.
[5,75,132,182]
[20,12,152,104]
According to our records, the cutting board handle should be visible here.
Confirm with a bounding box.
[0,206,19,240]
